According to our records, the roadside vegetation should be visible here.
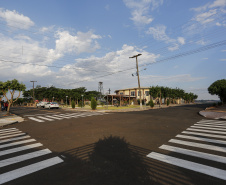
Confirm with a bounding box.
[149,86,198,105]
[208,79,226,104]
[0,79,26,112]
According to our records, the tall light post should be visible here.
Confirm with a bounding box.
[81,95,84,108]
[129,54,142,109]
[66,96,68,106]
[30,81,37,103]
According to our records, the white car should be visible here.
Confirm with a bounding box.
[36,101,48,108]
[44,102,59,109]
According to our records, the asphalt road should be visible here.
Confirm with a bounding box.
[1,104,226,185]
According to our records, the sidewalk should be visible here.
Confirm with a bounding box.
[0,111,24,127]
[199,104,226,120]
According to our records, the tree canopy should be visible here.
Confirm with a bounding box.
[208,79,226,103]
[0,79,26,112]
[149,86,198,103]
[23,86,100,103]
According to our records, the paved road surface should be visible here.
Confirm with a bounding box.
[0,104,226,185]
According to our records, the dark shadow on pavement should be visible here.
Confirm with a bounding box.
[60,136,152,185]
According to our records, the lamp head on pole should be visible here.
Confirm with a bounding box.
[129,54,142,58]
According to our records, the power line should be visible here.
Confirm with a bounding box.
[70,39,226,84]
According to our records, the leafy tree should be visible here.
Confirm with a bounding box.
[71,100,75,109]
[91,97,97,110]
[208,79,226,103]
[0,81,6,111]
[149,99,154,108]
[2,79,26,112]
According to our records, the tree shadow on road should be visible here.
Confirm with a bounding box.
[61,136,152,185]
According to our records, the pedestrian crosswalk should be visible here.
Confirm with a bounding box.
[0,128,63,184]
[147,119,226,181]
[27,112,108,122]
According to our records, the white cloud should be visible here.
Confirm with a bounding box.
[53,30,102,55]
[168,44,179,51]
[196,39,207,45]
[222,50,226,52]
[209,0,226,8]
[177,37,185,45]
[220,59,226,61]
[193,9,217,24]
[146,25,171,42]
[187,0,226,33]
[123,0,163,27]
[0,8,34,29]
[146,25,185,51]
[141,74,205,83]
[40,25,55,33]
[191,0,226,12]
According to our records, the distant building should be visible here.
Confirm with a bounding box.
[114,87,151,105]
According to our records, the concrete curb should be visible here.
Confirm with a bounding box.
[0,114,24,127]
[199,111,226,120]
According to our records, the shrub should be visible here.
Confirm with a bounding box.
[71,100,75,109]
[91,97,97,110]
[218,102,222,106]
[150,99,154,108]
[213,103,217,107]
[78,101,84,107]
[167,99,170,106]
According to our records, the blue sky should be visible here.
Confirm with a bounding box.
[0,0,225,100]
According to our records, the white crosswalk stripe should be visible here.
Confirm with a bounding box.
[147,119,226,180]
[27,112,108,122]
[0,128,63,184]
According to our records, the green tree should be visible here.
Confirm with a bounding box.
[2,79,26,112]
[149,99,154,108]
[208,79,226,103]
[71,100,75,109]
[91,97,97,110]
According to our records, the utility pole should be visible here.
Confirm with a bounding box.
[129,54,142,109]
[30,81,37,103]
[108,88,111,94]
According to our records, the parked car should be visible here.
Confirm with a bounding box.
[44,102,59,109]
[36,101,48,108]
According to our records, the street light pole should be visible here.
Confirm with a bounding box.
[81,95,84,108]
[129,54,142,110]
[66,96,68,107]
[30,81,37,103]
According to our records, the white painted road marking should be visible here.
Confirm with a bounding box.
[27,112,108,122]
[198,120,226,124]
[0,143,43,157]
[28,117,44,122]
[169,139,226,153]
[0,131,22,136]
[191,125,226,131]
[36,116,54,121]
[176,134,226,145]
[0,139,36,149]
[0,128,18,133]
[187,128,226,135]
[0,149,51,168]
[45,115,63,120]
[194,124,226,128]
[0,133,26,140]
[0,135,30,144]
[0,157,63,184]
[147,152,226,180]
[159,145,226,164]
[182,131,226,139]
